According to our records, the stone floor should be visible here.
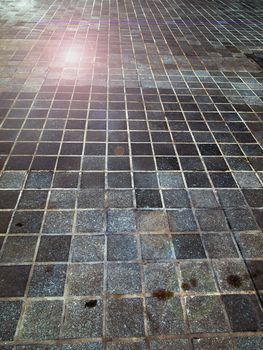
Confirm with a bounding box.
[0,0,263,348]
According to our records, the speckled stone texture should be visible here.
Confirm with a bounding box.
[0,0,263,347]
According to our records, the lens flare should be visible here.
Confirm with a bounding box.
[65,50,79,63]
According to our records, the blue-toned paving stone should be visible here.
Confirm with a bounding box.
[107,209,136,233]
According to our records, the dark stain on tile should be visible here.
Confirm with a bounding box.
[85,300,98,308]
[152,289,173,300]
[181,278,198,290]
[226,274,242,288]
[44,265,53,274]
[114,146,125,155]
[15,222,23,227]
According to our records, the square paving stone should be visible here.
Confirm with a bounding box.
[0,171,26,188]
[108,157,130,171]
[82,156,105,171]
[246,260,263,290]
[0,236,37,263]
[168,209,198,232]
[81,172,105,188]
[192,337,233,350]
[28,264,67,297]
[150,339,190,350]
[20,300,63,340]
[62,343,102,350]
[186,295,229,333]
[140,234,173,260]
[9,211,44,233]
[48,190,77,209]
[136,210,169,232]
[107,209,136,233]
[77,210,106,232]
[146,297,185,335]
[201,233,239,258]
[233,172,262,188]
[132,157,155,171]
[252,209,263,230]
[210,172,237,188]
[107,234,138,261]
[0,301,22,341]
[53,172,79,188]
[144,262,179,293]
[172,234,206,259]
[154,144,176,156]
[31,156,56,171]
[180,157,205,172]
[241,144,263,156]
[0,265,31,297]
[212,260,254,292]
[225,209,259,231]
[195,209,229,231]
[42,211,74,234]
[62,299,103,338]
[78,189,105,208]
[180,261,217,293]
[258,173,263,184]
[134,172,158,188]
[15,346,59,350]
[0,190,19,209]
[107,190,134,208]
[226,157,252,171]
[236,336,263,349]
[67,263,104,296]
[242,189,263,207]
[106,341,146,350]
[36,236,71,262]
[185,172,211,188]
[198,144,221,156]
[107,263,142,294]
[56,157,81,171]
[222,294,263,332]
[190,189,219,208]
[176,144,198,156]
[25,171,53,189]
[203,157,228,171]
[135,189,162,208]
[156,157,179,170]
[217,189,248,208]
[0,211,12,233]
[234,232,263,258]
[158,172,184,188]
[18,190,48,209]
[162,189,190,208]
[71,235,105,262]
[106,298,144,337]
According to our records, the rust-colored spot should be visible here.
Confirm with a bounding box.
[85,300,97,308]
[44,265,53,273]
[227,274,242,288]
[152,289,173,300]
[111,294,125,298]
[114,146,125,155]
[15,222,23,227]
[181,282,190,291]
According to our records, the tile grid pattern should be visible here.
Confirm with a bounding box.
[0,0,263,348]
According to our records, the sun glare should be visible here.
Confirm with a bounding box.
[65,50,80,63]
